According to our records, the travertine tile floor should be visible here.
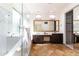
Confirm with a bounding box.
[31,44,79,56]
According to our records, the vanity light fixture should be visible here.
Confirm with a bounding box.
[35,15,42,19]
[77,15,79,19]
[49,15,56,19]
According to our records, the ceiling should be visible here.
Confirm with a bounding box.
[0,3,72,19]
[22,3,70,19]
[23,3,69,14]
[0,3,77,19]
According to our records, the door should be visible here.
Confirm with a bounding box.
[65,10,74,49]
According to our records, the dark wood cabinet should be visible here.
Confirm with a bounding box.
[50,34,63,44]
[33,35,43,43]
[32,33,63,44]
[74,35,79,43]
[76,37,79,43]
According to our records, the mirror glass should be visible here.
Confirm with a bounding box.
[33,20,59,32]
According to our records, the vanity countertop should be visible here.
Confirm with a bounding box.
[33,32,63,35]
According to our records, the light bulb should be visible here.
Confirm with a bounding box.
[77,15,79,19]
[35,15,41,19]
[49,15,56,19]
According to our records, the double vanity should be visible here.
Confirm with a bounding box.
[32,33,63,44]
[32,19,63,44]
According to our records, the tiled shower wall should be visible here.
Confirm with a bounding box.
[0,7,12,55]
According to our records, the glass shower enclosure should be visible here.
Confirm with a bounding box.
[73,5,79,49]
[65,4,79,50]
[0,3,31,56]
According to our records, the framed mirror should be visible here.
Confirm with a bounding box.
[33,20,59,32]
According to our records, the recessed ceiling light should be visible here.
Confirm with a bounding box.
[49,15,56,19]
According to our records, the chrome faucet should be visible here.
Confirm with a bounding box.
[44,32,47,35]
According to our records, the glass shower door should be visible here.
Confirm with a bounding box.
[65,10,74,49]
[0,3,32,56]
[73,5,79,49]
[0,3,22,56]
[5,4,22,56]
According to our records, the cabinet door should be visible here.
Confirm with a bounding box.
[50,34,63,44]
[50,34,57,43]
[37,35,43,43]
[76,36,79,43]
[33,35,43,43]
[57,34,63,44]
